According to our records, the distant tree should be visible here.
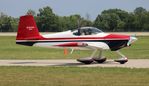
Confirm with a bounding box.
[134,7,147,15]
[94,11,121,31]
[37,6,59,32]
[81,13,93,27]
[56,14,87,31]
[133,7,149,31]
[69,14,81,30]
[81,19,93,27]
[26,9,36,16]
[10,18,18,32]
[117,21,125,31]
[124,13,135,31]
[94,8,149,32]
[102,9,129,21]
[0,13,14,32]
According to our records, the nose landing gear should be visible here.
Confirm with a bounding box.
[114,51,128,64]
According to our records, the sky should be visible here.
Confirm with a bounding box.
[0,0,149,20]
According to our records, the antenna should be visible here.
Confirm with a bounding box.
[77,18,81,36]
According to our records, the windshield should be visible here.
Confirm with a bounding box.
[73,27,103,36]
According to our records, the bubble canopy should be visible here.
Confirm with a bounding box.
[73,27,103,36]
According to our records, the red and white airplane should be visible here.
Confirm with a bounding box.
[16,15,137,64]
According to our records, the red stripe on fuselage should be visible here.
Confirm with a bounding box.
[56,42,88,47]
[104,34,130,39]
[56,42,78,47]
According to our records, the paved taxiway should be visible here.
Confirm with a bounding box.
[0,59,148,68]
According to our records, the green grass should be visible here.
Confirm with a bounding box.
[0,36,149,59]
[0,67,148,86]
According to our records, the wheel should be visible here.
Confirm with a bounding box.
[77,58,94,64]
[114,59,128,64]
[93,57,106,63]
[119,61,126,64]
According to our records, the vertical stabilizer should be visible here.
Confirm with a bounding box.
[16,15,42,40]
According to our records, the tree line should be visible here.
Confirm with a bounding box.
[0,6,149,32]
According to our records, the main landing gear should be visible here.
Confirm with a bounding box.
[77,50,128,64]
[77,49,107,64]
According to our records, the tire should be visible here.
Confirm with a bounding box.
[114,59,128,64]
[77,58,94,64]
[93,57,106,63]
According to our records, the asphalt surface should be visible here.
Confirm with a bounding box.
[0,59,148,68]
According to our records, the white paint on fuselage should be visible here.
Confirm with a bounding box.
[85,42,110,50]
[42,30,74,38]
[34,31,110,50]
[33,42,89,50]
[42,30,109,38]
[33,41,109,50]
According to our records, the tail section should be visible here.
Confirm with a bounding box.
[16,15,42,40]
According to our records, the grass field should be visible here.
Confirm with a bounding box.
[0,36,149,59]
[0,67,148,86]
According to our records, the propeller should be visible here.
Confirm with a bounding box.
[127,35,137,46]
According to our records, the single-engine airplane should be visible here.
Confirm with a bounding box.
[16,15,137,64]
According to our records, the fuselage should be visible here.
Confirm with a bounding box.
[16,30,134,51]
[16,15,137,51]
